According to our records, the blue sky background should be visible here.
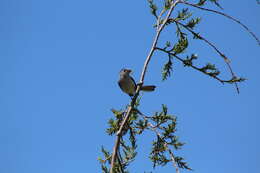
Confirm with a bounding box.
[0,0,259,173]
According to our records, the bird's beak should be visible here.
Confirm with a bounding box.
[126,69,132,73]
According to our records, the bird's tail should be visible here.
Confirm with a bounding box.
[140,85,156,92]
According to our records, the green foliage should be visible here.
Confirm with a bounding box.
[100,0,251,171]
[148,105,191,170]
[197,0,207,6]
[186,17,201,29]
[175,8,192,21]
[164,0,172,10]
[154,0,245,88]
[172,37,188,54]
[101,103,190,172]
[164,41,171,49]
[197,0,223,9]
[183,54,198,66]
[200,63,220,77]
[162,54,173,81]
[135,119,148,134]
[159,35,188,84]
[148,0,158,18]
[183,55,221,78]
[150,136,170,167]
[98,147,111,173]
[209,0,223,9]
[192,32,202,39]
[175,24,187,39]
[106,109,124,135]
[174,156,192,170]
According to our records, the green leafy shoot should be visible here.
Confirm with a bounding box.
[163,41,171,50]
[197,0,223,9]
[164,0,172,10]
[200,63,220,77]
[197,0,207,6]
[148,0,158,18]
[172,37,189,55]
[147,105,191,170]
[162,54,173,81]
[186,17,201,29]
[183,54,198,66]
[209,0,223,9]
[175,156,192,170]
[98,146,111,173]
[175,8,192,21]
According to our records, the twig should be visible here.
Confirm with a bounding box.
[152,127,180,173]
[117,151,124,173]
[180,1,260,46]
[138,113,180,173]
[175,21,240,93]
[167,144,180,173]
[155,47,240,84]
[145,119,181,173]
[157,8,167,30]
[100,155,112,164]
[109,1,181,172]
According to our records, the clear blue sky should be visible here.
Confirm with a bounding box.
[0,0,259,173]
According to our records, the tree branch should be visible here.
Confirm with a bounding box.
[155,47,243,85]
[157,8,167,30]
[180,0,260,46]
[109,1,181,172]
[167,144,180,173]
[117,152,124,173]
[142,114,181,173]
[174,21,240,93]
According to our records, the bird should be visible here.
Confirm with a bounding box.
[118,68,156,97]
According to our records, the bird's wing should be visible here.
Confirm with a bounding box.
[118,80,124,91]
[129,76,137,90]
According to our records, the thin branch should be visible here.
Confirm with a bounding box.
[176,21,230,62]
[180,0,260,46]
[144,118,181,173]
[152,129,180,173]
[157,8,167,30]
[175,21,240,93]
[110,131,122,173]
[100,155,112,164]
[155,47,240,84]
[138,113,181,173]
[117,154,124,173]
[140,1,180,84]
[109,1,181,172]
[167,144,180,173]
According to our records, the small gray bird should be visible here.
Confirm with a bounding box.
[118,68,156,97]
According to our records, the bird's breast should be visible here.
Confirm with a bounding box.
[119,77,136,96]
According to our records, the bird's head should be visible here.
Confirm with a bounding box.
[120,68,132,76]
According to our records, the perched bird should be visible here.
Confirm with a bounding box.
[118,68,156,97]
